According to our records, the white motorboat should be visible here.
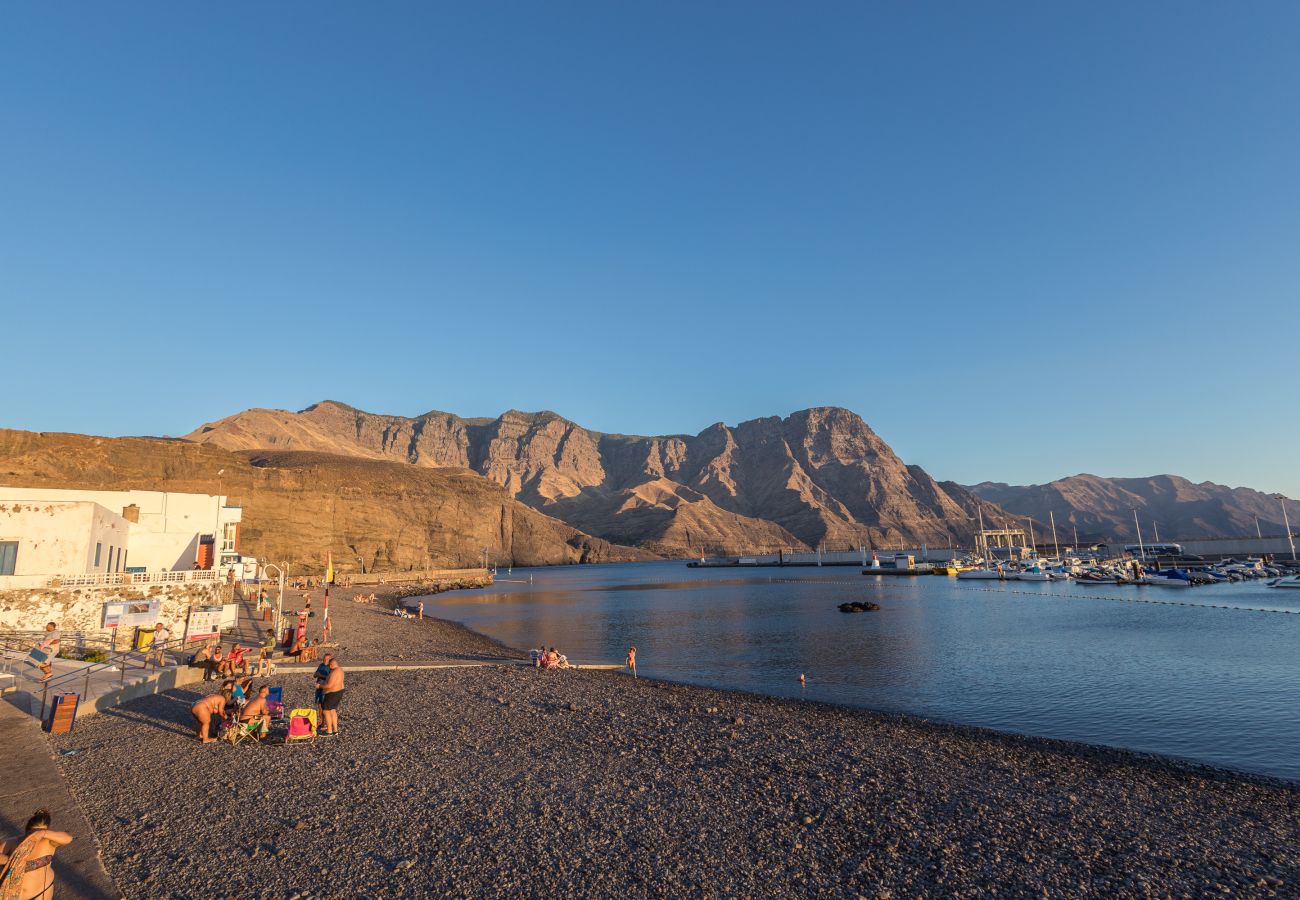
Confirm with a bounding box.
[1016,566,1051,582]
[1268,574,1300,589]
[957,568,1003,580]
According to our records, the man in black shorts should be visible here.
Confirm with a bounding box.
[319,657,345,735]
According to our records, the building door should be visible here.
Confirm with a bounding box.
[0,541,16,575]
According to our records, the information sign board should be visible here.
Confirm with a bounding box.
[101,600,162,629]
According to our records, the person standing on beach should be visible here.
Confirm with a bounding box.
[626,646,637,679]
[417,601,423,621]
[190,689,230,744]
[320,657,345,735]
[313,653,334,708]
[0,807,73,900]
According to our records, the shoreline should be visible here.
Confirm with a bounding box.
[399,583,1300,789]
[46,579,1300,896]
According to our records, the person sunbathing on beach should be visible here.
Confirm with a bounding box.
[190,689,231,743]
[238,685,271,738]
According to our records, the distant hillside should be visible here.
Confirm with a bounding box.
[186,401,1020,554]
[0,429,655,571]
[967,475,1292,542]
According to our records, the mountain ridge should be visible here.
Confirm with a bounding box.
[966,474,1292,542]
[185,401,1013,554]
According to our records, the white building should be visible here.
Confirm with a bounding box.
[0,500,132,582]
[0,487,242,578]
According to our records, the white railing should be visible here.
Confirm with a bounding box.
[46,570,220,588]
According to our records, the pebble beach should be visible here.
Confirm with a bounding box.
[50,586,1300,898]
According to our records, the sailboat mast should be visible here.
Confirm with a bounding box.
[1050,510,1061,560]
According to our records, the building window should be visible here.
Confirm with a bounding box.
[95,543,102,568]
[0,542,16,576]
[221,522,238,553]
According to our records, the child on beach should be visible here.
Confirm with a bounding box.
[626,646,637,679]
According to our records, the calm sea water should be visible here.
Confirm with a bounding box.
[428,561,1300,781]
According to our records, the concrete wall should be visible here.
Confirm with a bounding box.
[0,581,228,637]
[0,501,131,578]
[0,487,242,573]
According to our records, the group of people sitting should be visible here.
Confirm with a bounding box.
[352,592,379,604]
[187,655,347,744]
[287,635,320,661]
[193,637,276,680]
[530,646,571,669]
[189,678,273,744]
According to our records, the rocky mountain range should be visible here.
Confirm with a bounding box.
[967,475,1292,543]
[185,402,1013,555]
[0,429,654,571]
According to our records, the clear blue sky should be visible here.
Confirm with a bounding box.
[3,3,1297,497]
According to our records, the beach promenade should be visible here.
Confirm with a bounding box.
[29,584,1300,897]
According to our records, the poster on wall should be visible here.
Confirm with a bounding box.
[186,607,223,641]
[101,600,162,629]
[218,604,238,630]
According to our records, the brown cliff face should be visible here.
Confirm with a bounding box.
[186,402,1010,554]
[0,429,654,571]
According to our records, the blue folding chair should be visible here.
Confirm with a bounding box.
[266,686,285,722]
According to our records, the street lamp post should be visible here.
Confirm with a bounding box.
[262,561,286,645]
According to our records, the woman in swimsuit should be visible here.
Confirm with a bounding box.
[0,808,72,900]
[190,689,231,744]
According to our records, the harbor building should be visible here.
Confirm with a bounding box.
[0,500,132,583]
[0,487,241,587]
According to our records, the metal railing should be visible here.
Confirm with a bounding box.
[0,631,117,675]
[49,570,220,588]
[36,635,195,719]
